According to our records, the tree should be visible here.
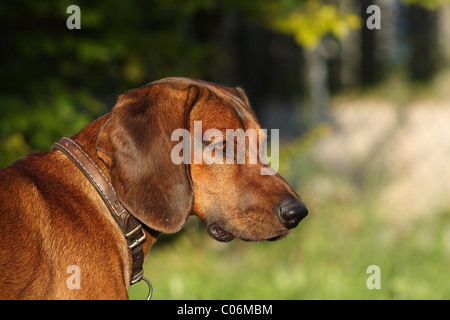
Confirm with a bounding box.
[267,0,361,125]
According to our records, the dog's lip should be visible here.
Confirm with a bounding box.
[267,230,289,241]
[207,224,289,242]
[207,224,235,242]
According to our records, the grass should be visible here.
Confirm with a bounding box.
[129,208,450,300]
[129,125,450,300]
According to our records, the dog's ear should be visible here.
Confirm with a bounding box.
[234,87,251,109]
[96,83,199,233]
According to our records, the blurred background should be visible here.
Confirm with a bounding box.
[1,0,450,299]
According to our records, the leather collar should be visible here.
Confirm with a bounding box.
[52,137,146,285]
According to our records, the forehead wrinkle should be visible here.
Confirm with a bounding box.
[194,85,245,131]
[207,85,258,133]
[169,77,258,133]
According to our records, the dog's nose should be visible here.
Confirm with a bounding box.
[278,201,308,229]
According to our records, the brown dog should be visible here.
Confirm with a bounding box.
[0,77,307,299]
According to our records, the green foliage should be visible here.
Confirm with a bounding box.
[403,0,450,9]
[0,0,219,168]
[271,0,361,49]
[0,0,366,168]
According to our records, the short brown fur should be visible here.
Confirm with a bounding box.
[0,77,305,299]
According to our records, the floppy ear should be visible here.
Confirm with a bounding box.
[96,83,199,233]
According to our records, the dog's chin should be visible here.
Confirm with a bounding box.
[207,224,289,242]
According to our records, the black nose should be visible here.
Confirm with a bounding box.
[278,201,308,229]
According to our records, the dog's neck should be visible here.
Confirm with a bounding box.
[71,113,159,257]
[72,114,111,179]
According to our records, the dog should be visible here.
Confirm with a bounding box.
[0,77,307,299]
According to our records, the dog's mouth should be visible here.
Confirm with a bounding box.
[207,224,289,242]
[267,232,289,241]
[207,225,235,242]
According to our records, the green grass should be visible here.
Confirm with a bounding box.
[129,128,450,300]
[130,209,450,300]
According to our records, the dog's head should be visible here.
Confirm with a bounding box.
[96,77,307,241]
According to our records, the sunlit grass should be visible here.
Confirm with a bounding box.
[129,205,450,300]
